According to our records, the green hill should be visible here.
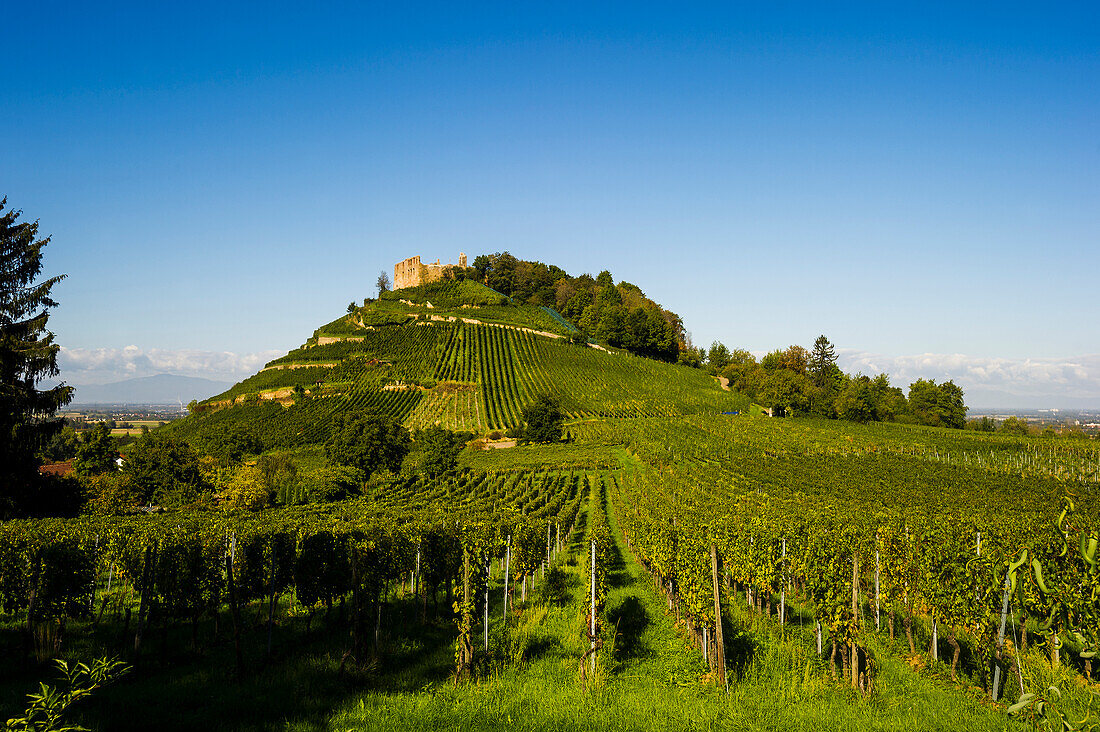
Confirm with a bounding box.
[170,280,745,450]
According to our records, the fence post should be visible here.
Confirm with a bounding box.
[780,537,787,626]
[875,537,881,632]
[483,558,490,652]
[991,567,1012,701]
[503,536,511,622]
[711,543,727,689]
[851,554,859,687]
[590,539,597,677]
[89,534,100,616]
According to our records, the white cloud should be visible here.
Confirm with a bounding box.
[837,350,1100,408]
[58,346,284,385]
[54,345,1100,408]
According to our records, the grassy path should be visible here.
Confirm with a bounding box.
[321,475,724,731]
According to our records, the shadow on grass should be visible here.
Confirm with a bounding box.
[605,536,631,590]
[722,617,758,682]
[607,596,650,663]
[540,566,577,607]
[1,594,462,732]
[521,635,563,664]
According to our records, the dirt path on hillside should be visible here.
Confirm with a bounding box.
[718,376,730,390]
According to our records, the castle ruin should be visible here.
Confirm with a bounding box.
[393,252,467,290]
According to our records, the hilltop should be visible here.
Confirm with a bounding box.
[169,277,745,451]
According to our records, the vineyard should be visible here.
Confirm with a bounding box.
[0,467,585,674]
[179,313,744,448]
[581,416,1100,717]
[5,413,1100,729]
[6,279,1099,729]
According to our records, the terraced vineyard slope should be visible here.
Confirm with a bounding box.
[170,280,745,448]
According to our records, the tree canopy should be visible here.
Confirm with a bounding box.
[124,434,209,506]
[907,378,967,429]
[413,425,470,477]
[200,425,262,467]
[73,423,118,476]
[715,335,967,428]
[459,251,684,362]
[809,335,839,388]
[520,394,565,444]
[707,341,731,372]
[325,413,411,479]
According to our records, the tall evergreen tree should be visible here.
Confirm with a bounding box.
[1,197,71,517]
[809,334,838,387]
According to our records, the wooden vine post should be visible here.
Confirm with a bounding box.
[225,537,244,680]
[502,535,511,622]
[991,566,1013,701]
[455,548,472,679]
[133,545,154,658]
[710,543,727,689]
[875,534,884,629]
[417,542,426,621]
[589,539,597,677]
[779,537,786,626]
[88,534,100,616]
[483,557,490,652]
[851,553,859,688]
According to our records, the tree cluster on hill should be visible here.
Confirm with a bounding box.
[325,413,410,479]
[441,252,684,361]
[515,394,565,444]
[707,335,968,427]
[410,425,474,477]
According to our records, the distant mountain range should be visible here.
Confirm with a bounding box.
[68,374,233,405]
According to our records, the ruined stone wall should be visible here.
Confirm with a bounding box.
[393,253,467,290]
[393,256,424,290]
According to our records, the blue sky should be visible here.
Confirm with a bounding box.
[5,2,1098,407]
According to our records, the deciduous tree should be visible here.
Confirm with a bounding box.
[707,341,731,372]
[414,425,469,477]
[759,369,811,416]
[520,394,564,444]
[325,413,410,479]
[74,422,118,476]
[907,379,967,429]
[999,415,1030,436]
[220,464,272,512]
[124,434,209,506]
